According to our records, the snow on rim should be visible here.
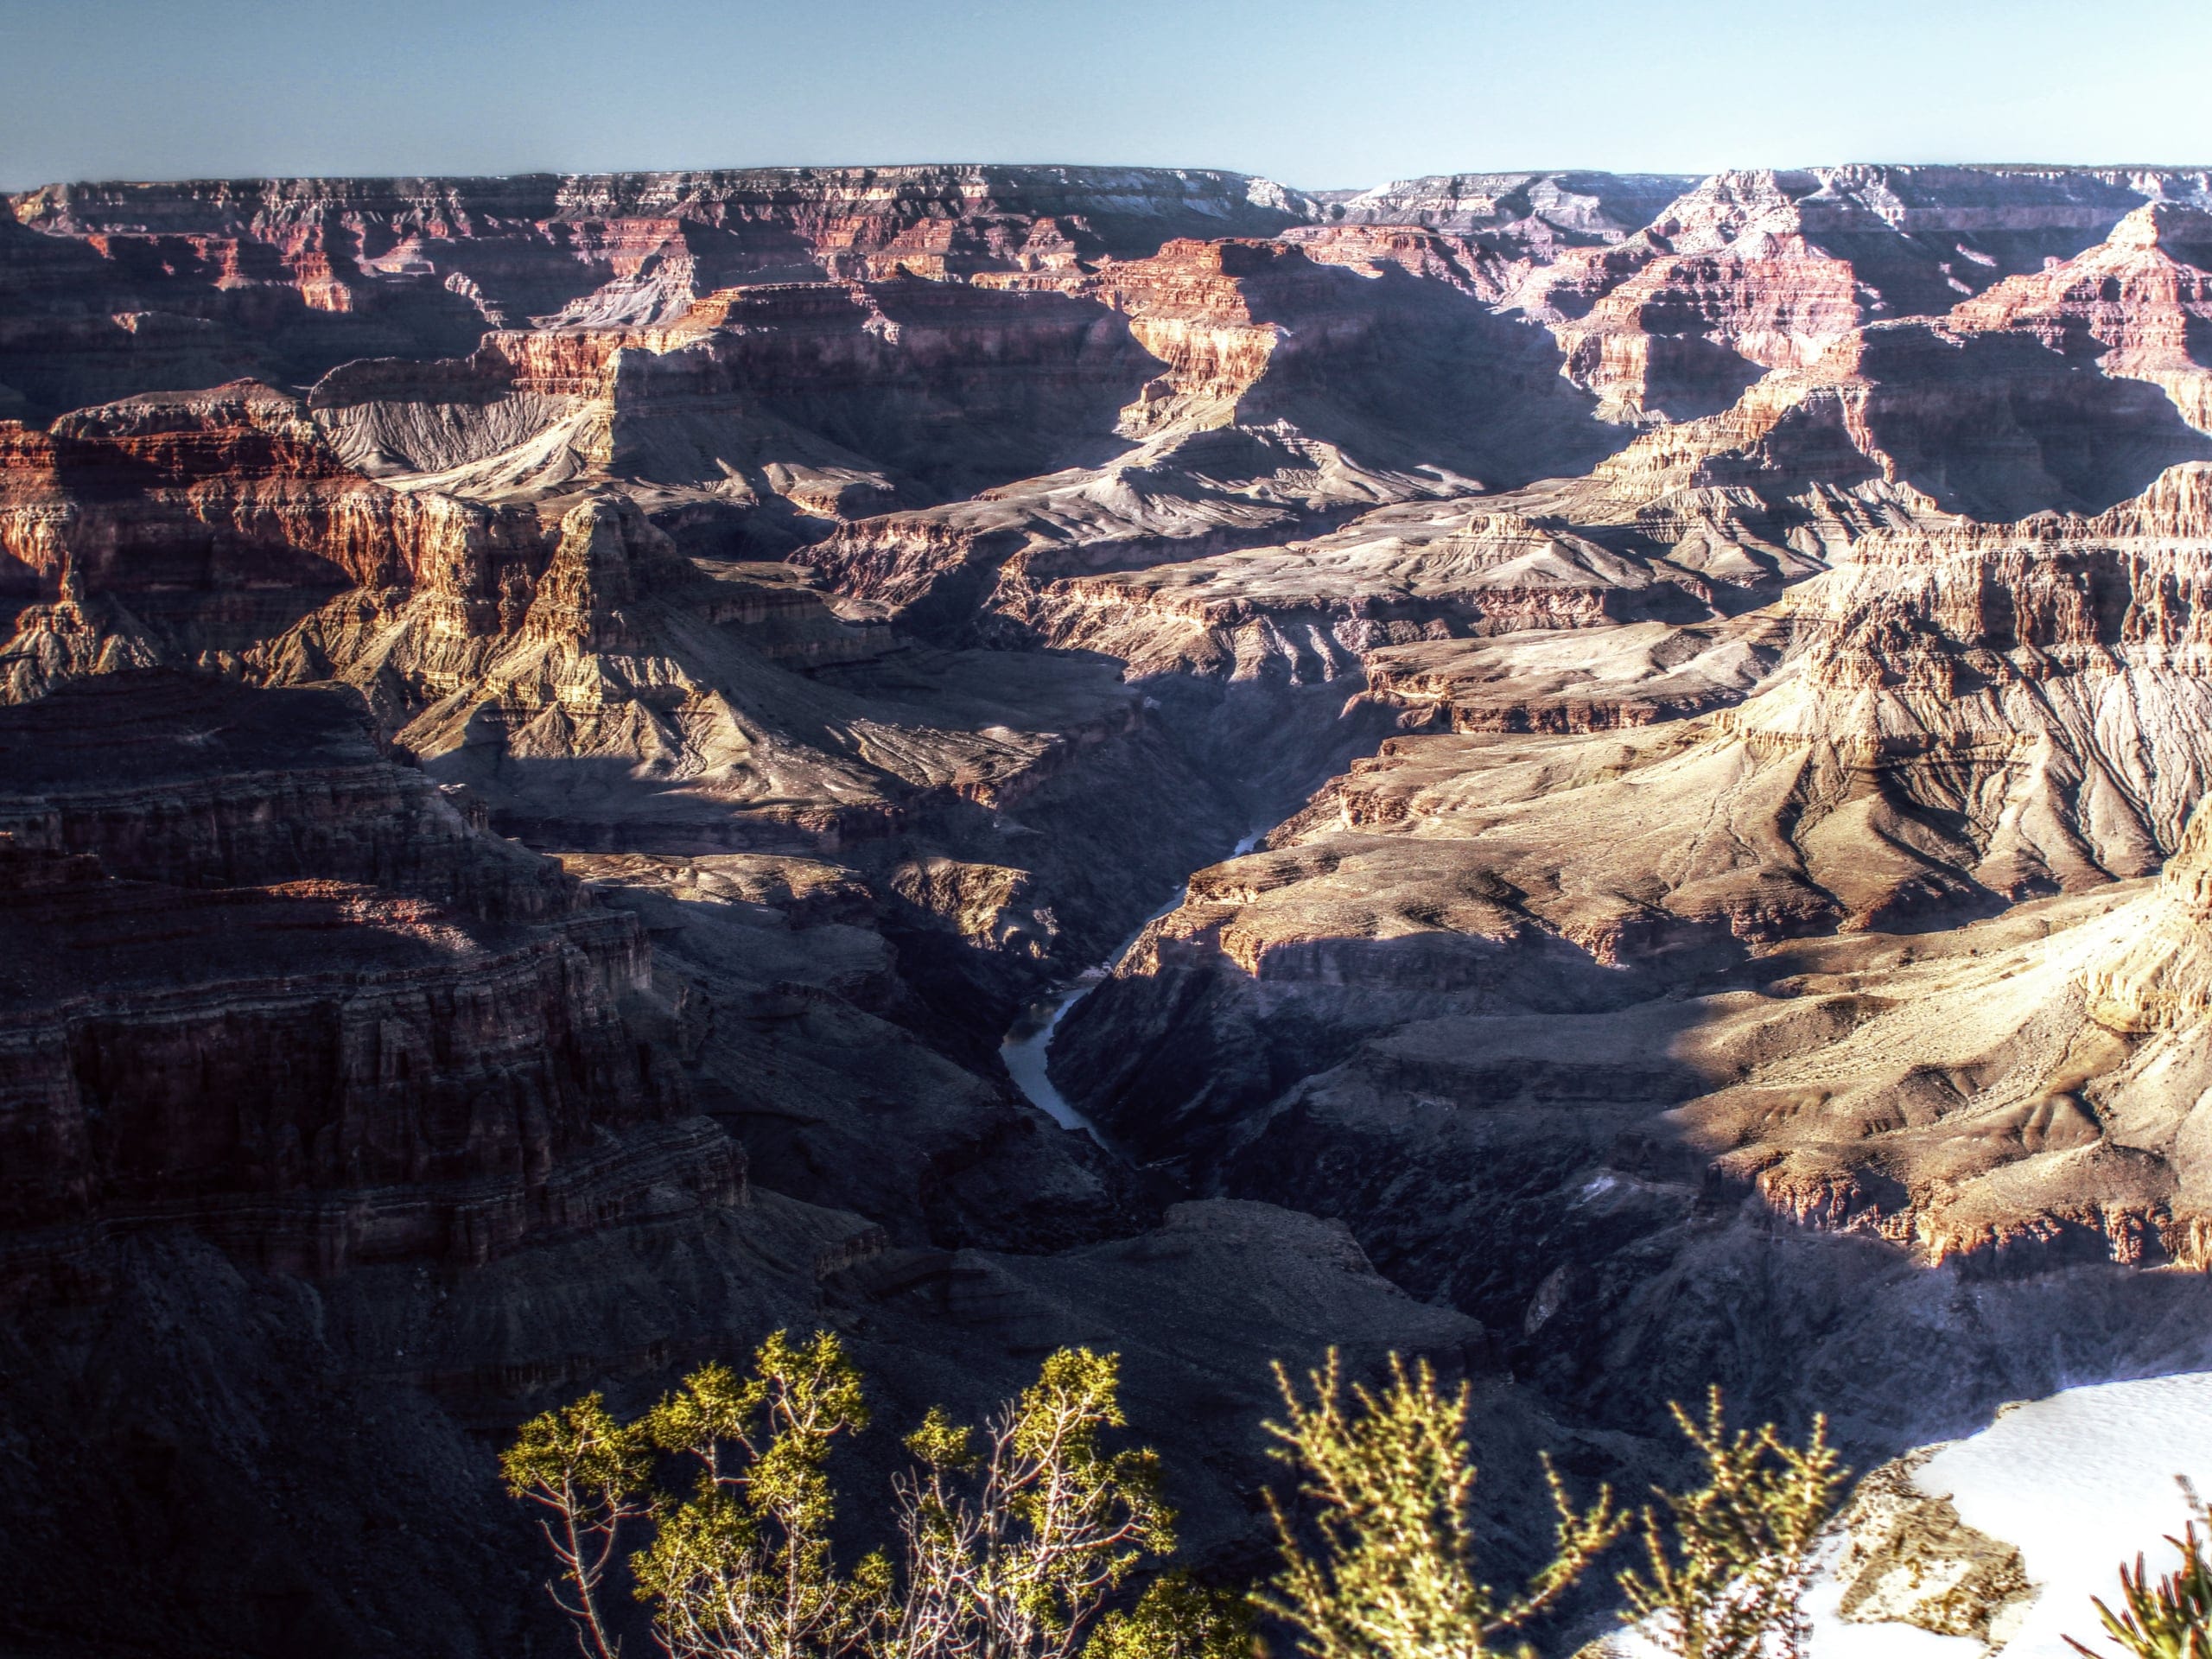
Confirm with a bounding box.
[1904,1370,2212,1658]
[1602,1373,2212,1659]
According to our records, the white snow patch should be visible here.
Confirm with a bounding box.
[1602,1373,2212,1659]
[1601,1563,1980,1659]
[1910,1371,2212,1658]
[1573,1173,1622,1207]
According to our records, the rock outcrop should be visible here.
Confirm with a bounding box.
[1519,165,2212,423]
[1308,171,1697,243]
[0,673,714,1288]
[2,167,1319,419]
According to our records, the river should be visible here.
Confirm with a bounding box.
[998,827,1265,1149]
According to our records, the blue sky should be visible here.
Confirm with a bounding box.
[3,0,2207,191]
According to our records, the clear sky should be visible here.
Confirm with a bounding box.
[3,0,2208,194]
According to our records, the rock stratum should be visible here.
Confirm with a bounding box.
[6,160,2212,1656]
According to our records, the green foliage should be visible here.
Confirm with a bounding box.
[509,1343,1862,1659]
[905,1408,977,1474]
[1616,1389,1847,1659]
[887,1347,1178,1659]
[1084,1573,1251,1659]
[1255,1351,1624,1659]
[631,1332,884,1659]
[502,1393,655,1659]
[2067,1488,2212,1659]
[507,1337,1181,1659]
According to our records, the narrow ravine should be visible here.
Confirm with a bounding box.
[1000,826,1266,1147]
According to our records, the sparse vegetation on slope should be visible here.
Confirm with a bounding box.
[1258,1351,1624,1659]
[505,1332,1240,1659]
[1616,1390,1845,1659]
[511,1342,1853,1659]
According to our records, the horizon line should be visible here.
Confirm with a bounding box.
[10,157,2212,200]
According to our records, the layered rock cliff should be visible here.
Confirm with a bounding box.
[0,672,716,1290]
[1,167,1319,420]
[1519,165,2212,422]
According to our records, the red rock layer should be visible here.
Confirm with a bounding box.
[1948,202,2212,429]
[1520,166,2212,422]
[0,675,717,1292]
[308,276,1163,513]
[0,379,532,593]
[1,167,1313,419]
